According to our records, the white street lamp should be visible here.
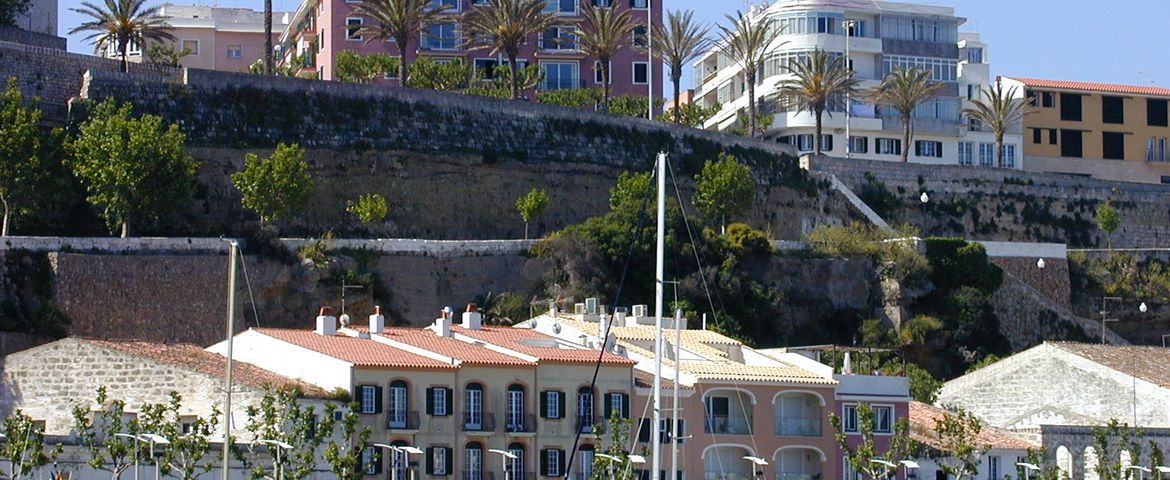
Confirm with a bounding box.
[254,439,293,480]
[596,453,624,480]
[1017,462,1041,480]
[1037,258,1046,269]
[374,444,423,480]
[744,456,768,480]
[116,433,170,480]
[1141,302,1149,313]
[920,192,929,204]
[113,434,141,480]
[1154,465,1170,480]
[1130,465,1153,480]
[489,448,517,480]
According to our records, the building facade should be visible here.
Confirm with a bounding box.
[13,0,56,36]
[1001,76,1170,183]
[692,0,1021,168]
[907,401,1038,480]
[278,0,662,100]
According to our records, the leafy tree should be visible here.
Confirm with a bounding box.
[322,402,371,480]
[351,0,450,84]
[72,386,139,480]
[931,409,991,480]
[693,153,756,233]
[406,57,472,91]
[347,193,389,224]
[717,10,783,138]
[232,143,315,224]
[135,392,220,480]
[477,291,529,326]
[0,409,60,479]
[1020,448,1062,480]
[725,111,773,138]
[334,50,399,84]
[462,0,557,99]
[723,223,772,257]
[778,49,860,156]
[868,67,944,162]
[1090,419,1139,480]
[1097,200,1120,249]
[588,410,635,480]
[962,79,1031,167]
[247,57,307,77]
[0,78,45,237]
[658,102,721,128]
[830,402,911,480]
[69,0,175,73]
[0,0,30,27]
[574,4,636,110]
[68,99,198,238]
[242,385,337,480]
[516,187,550,240]
[654,10,710,125]
[145,43,191,67]
[608,171,652,222]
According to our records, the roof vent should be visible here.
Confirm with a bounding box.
[462,303,483,330]
[315,306,337,336]
[369,305,385,334]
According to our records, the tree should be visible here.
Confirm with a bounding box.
[334,50,400,84]
[658,102,721,128]
[868,66,944,163]
[931,409,991,480]
[68,99,198,238]
[232,143,315,224]
[655,10,710,125]
[321,402,371,480]
[0,78,45,237]
[145,42,191,67]
[0,0,31,27]
[462,0,557,100]
[263,0,272,75]
[242,385,337,480]
[726,111,773,138]
[516,187,550,240]
[135,392,220,480]
[717,10,782,138]
[962,79,1031,167]
[69,0,175,73]
[352,0,450,84]
[1090,419,1139,480]
[0,410,60,479]
[405,57,472,91]
[72,386,140,480]
[347,193,389,224]
[588,410,636,480]
[1097,200,1120,250]
[574,4,636,110]
[778,49,861,156]
[830,402,911,480]
[693,153,756,233]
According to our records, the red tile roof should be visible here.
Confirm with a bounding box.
[1004,77,1170,97]
[1048,342,1170,389]
[452,326,635,365]
[80,338,332,398]
[252,328,457,370]
[909,401,1038,451]
[376,327,536,367]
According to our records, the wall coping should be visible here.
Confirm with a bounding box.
[0,236,537,256]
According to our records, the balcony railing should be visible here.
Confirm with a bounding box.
[539,77,581,91]
[576,416,597,434]
[387,410,419,430]
[776,473,819,480]
[462,472,495,480]
[775,416,821,437]
[505,413,536,433]
[704,473,753,480]
[463,412,496,432]
[704,415,753,435]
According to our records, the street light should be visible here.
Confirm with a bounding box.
[488,449,517,480]
[115,433,170,480]
[1154,465,1170,480]
[374,444,422,480]
[1037,258,1046,269]
[744,455,768,480]
[1016,462,1041,480]
[596,453,624,480]
[1130,465,1153,480]
[113,433,142,480]
[254,439,293,480]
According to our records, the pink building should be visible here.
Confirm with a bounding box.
[278,0,662,99]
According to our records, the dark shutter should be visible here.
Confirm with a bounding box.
[444,388,453,416]
[1032,128,1042,144]
[374,448,383,474]
[373,386,383,414]
[557,449,565,476]
[444,447,453,476]
[675,419,685,443]
[540,392,550,419]
[540,449,550,476]
[934,142,943,158]
[557,392,566,419]
[638,419,651,442]
[426,447,435,475]
[426,388,436,416]
[914,141,923,156]
[356,447,364,474]
[603,393,613,419]
[621,394,630,419]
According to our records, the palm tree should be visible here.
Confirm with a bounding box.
[463,0,557,100]
[868,66,944,163]
[962,79,1031,167]
[717,10,782,138]
[70,0,175,73]
[574,5,636,110]
[264,0,272,75]
[352,0,450,85]
[654,10,709,125]
[777,49,860,156]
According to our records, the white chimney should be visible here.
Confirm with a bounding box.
[462,303,483,330]
[315,306,337,336]
[632,304,647,318]
[435,308,452,338]
[369,305,385,334]
[598,314,611,339]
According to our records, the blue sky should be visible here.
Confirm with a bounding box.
[59,0,1170,93]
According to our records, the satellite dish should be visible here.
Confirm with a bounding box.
[339,314,351,327]
[552,323,562,334]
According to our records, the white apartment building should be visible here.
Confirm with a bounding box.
[693,0,1023,168]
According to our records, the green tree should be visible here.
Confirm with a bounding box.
[68,99,198,238]
[232,143,315,224]
[242,385,337,480]
[778,49,861,156]
[136,392,220,480]
[69,0,175,73]
[406,57,472,91]
[589,410,635,480]
[830,402,911,480]
[931,409,991,480]
[0,0,31,27]
[0,410,59,479]
[962,79,1031,167]
[347,193,389,224]
[1097,200,1120,250]
[351,0,450,84]
[655,10,710,125]
[0,78,45,237]
[516,187,550,240]
[72,386,139,480]
[322,402,371,480]
[462,0,557,99]
[1090,419,1137,480]
[693,153,756,233]
[574,4,636,110]
[609,171,652,221]
[717,10,783,138]
[658,102,721,128]
[868,66,944,163]
[725,111,774,138]
[145,42,191,67]
[334,50,400,84]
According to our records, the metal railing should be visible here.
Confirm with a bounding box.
[704,415,753,435]
[775,416,821,437]
[705,473,753,480]
[504,413,536,433]
[387,410,419,430]
[776,473,820,480]
[576,415,597,434]
[463,412,496,432]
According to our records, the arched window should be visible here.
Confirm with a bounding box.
[577,386,595,432]
[465,442,484,480]
[507,442,526,480]
[506,384,526,432]
[388,380,409,428]
[464,383,485,431]
[389,439,409,479]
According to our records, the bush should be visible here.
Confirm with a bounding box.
[297,231,333,268]
[724,223,772,257]
[347,193,389,225]
[923,238,1003,295]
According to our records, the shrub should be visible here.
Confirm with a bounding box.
[346,193,388,225]
[724,223,772,257]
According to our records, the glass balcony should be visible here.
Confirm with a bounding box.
[705,473,753,480]
[704,414,753,435]
[775,416,821,437]
[777,474,819,480]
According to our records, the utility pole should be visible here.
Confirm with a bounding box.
[1100,296,1121,344]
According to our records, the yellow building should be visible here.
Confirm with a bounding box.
[1001,76,1170,183]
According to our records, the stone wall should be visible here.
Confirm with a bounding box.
[992,271,1121,350]
[0,27,65,50]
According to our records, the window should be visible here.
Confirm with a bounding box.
[842,404,858,433]
[542,449,564,477]
[359,385,381,414]
[987,456,1000,480]
[464,383,484,430]
[361,446,382,475]
[632,25,647,48]
[705,396,730,433]
[1061,129,1083,158]
[226,44,241,59]
[821,134,834,152]
[873,406,893,433]
[1003,144,1017,168]
[1102,95,1125,124]
[979,143,995,166]
[540,62,579,90]
[1049,128,1058,145]
[1032,128,1043,144]
[848,136,868,154]
[882,55,957,82]
[474,58,527,79]
[346,18,363,41]
[466,443,484,480]
[1041,91,1055,108]
[604,393,630,419]
[846,19,866,37]
[543,0,575,14]
[429,0,459,12]
[541,390,564,419]
[541,26,577,51]
[1148,98,1169,126]
[593,61,610,84]
[427,387,452,417]
[915,140,942,158]
[630,0,648,8]
[964,47,983,64]
[423,22,458,50]
[843,460,862,480]
[579,446,595,479]
[507,443,525,480]
[388,380,408,428]
[181,39,199,55]
[879,15,957,43]
[633,62,648,85]
[775,11,844,36]
[426,447,452,476]
[1060,93,1082,121]
[958,142,973,165]
[506,384,525,432]
[591,0,613,6]
[577,387,595,432]
[1103,131,1126,160]
[876,138,901,155]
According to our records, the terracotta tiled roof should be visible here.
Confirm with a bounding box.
[553,315,730,360]
[909,401,1039,451]
[252,328,457,370]
[1047,342,1170,389]
[80,338,332,398]
[1004,77,1170,97]
[680,361,836,385]
[453,326,635,365]
[376,327,535,367]
[633,369,693,390]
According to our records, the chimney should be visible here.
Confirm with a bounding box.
[369,305,385,334]
[598,314,610,339]
[462,303,483,330]
[435,307,452,338]
[315,306,337,336]
[613,310,627,328]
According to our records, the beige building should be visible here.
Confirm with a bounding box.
[1002,76,1170,183]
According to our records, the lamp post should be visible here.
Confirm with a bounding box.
[1154,465,1170,480]
[1130,465,1153,480]
[254,439,293,480]
[488,449,517,480]
[1037,258,1046,269]
[138,433,170,480]
[919,192,929,235]
[114,433,142,480]
[743,455,768,480]
[375,444,422,480]
[627,454,647,479]
[870,459,897,479]
[1016,462,1040,480]
[843,19,856,159]
[1100,296,1122,344]
[596,453,623,480]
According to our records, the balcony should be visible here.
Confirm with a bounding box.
[386,411,419,431]
[463,413,496,434]
[504,413,536,434]
[704,414,753,435]
[575,415,597,434]
[704,472,753,480]
[775,416,821,437]
[462,473,495,480]
[776,474,819,480]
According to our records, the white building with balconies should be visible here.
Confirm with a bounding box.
[693,0,1023,168]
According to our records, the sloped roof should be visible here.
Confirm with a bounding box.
[1003,77,1170,97]
[376,327,535,367]
[453,325,634,365]
[80,338,332,398]
[681,361,836,385]
[1047,342,1170,389]
[909,401,1039,451]
[633,369,694,391]
[252,328,457,370]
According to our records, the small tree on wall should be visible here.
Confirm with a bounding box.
[693,153,756,234]
[232,143,315,225]
[1097,200,1120,250]
[931,409,991,480]
[830,402,911,480]
[516,187,550,240]
[347,193,389,225]
[0,78,46,237]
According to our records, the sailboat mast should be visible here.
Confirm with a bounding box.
[652,152,666,480]
[671,308,681,480]
[221,241,238,480]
